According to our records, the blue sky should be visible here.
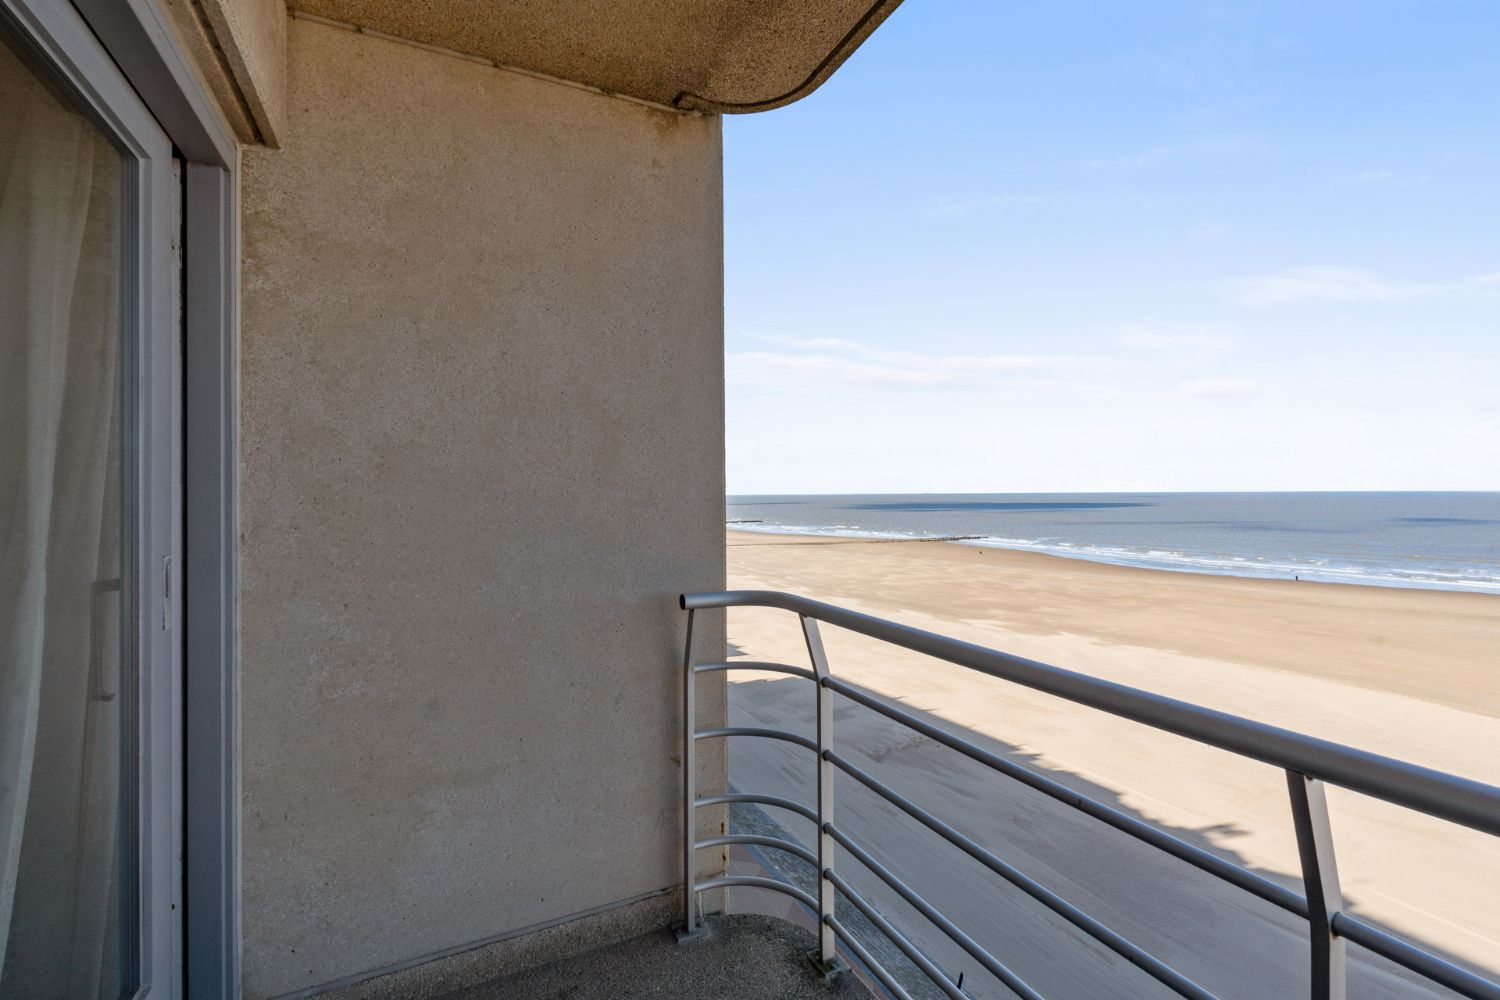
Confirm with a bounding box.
[724,1,1500,493]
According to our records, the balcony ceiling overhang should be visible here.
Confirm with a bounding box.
[289,0,903,113]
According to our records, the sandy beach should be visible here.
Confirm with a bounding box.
[722,530,1500,999]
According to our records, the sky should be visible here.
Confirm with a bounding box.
[723,1,1500,494]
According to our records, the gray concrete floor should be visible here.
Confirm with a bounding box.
[432,914,873,1000]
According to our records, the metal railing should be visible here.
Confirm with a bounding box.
[678,589,1500,1000]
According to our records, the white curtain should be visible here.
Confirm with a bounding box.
[0,38,124,999]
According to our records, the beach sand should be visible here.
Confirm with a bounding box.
[721,530,1500,999]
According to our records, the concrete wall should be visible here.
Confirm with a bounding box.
[196,0,287,145]
[239,19,725,997]
[161,0,287,145]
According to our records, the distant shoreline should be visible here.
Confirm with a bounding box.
[725,527,1499,711]
[723,514,1500,596]
[724,525,1387,593]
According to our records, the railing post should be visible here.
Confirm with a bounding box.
[800,615,844,978]
[679,608,699,940]
[1287,771,1346,1000]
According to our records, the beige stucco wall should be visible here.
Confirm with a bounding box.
[239,19,725,998]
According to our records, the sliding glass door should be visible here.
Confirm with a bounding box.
[1,3,181,996]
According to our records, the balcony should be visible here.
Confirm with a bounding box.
[683,590,1500,1000]
[325,914,874,999]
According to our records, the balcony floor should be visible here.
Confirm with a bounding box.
[431,914,873,999]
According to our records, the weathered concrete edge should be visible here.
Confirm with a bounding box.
[283,888,685,999]
[191,0,287,145]
[153,0,284,146]
[287,10,703,117]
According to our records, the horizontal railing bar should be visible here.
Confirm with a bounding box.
[825,868,970,1000]
[1331,913,1500,1000]
[826,914,916,1000]
[695,834,817,868]
[692,875,818,913]
[826,823,1047,1000]
[829,750,1219,1000]
[695,792,818,824]
[694,726,817,753]
[694,660,819,681]
[683,591,1500,837]
[825,676,1308,917]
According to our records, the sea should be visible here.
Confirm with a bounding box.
[726,492,1500,595]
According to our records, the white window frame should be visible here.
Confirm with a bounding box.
[1,0,180,994]
[2,2,241,996]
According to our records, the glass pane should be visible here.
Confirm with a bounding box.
[0,28,132,1000]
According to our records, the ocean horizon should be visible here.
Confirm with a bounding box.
[727,491,1500,595]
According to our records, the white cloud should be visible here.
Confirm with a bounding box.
[749,335,867,352]
[729,334,1102,388]
[726,333,1500,491]
[921,192,1046,217]
[1231,265,1441,305]
[1088,135,1256,170]
[1119,322,1236,352]
[1336,169,1400,185]
[1176,378,1260,397]
[1231,266,1500,306]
